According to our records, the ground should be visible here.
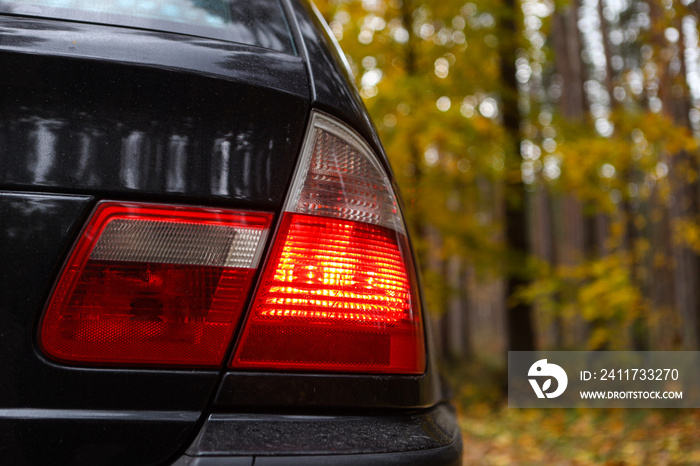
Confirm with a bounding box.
[459,406,700,465]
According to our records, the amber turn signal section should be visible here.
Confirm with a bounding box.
[39,202,272,368]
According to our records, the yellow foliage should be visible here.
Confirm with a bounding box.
[516,254,644,349]
[674,218,700,254]
[460,407,700,465]
[316,0,700,352]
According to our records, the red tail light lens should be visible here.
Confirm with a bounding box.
[232,213,422,373]
[40,202,272,367]
[231,112,425,374]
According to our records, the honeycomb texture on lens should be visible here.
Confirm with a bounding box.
[90,219,264,268]
[231,213,425,374]
[257,215,411,323]
[295,129,403,232]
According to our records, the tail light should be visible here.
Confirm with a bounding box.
[39,203,271,367]
[39,113,424,374]
[230,111,425,374]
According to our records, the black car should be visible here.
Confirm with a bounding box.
[0,1,462,464]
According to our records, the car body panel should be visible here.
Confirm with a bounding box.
[285,0,386,170]
[0,2,458,464]
[214,371,441,409]
[0,192,220,464]
[0,13,310,465]
[0,16,309,208]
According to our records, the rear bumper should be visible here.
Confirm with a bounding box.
[173,404,462,466]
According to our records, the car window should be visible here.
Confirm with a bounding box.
[0,0,295,54]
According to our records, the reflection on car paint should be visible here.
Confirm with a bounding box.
[0,113,300,203]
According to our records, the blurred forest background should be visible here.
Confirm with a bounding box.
[315,0,700,357]
[314,0,700,462]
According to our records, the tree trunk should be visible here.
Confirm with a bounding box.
[551,0,591,348]
[499,0,536,352]
[651,1,700,349]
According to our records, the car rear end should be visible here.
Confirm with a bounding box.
[0,1,462,464]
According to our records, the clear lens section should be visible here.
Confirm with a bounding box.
[40,202,272,367]
[287,114,405,233]
[91,218,265,268]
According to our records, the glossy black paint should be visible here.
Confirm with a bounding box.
[214,372,441,409]
[0,1,455,464]
[0,17,309,208]
[0,16,305,94]
[0,414,198,466]
[0,192,220,465]
[286,0,387,168]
